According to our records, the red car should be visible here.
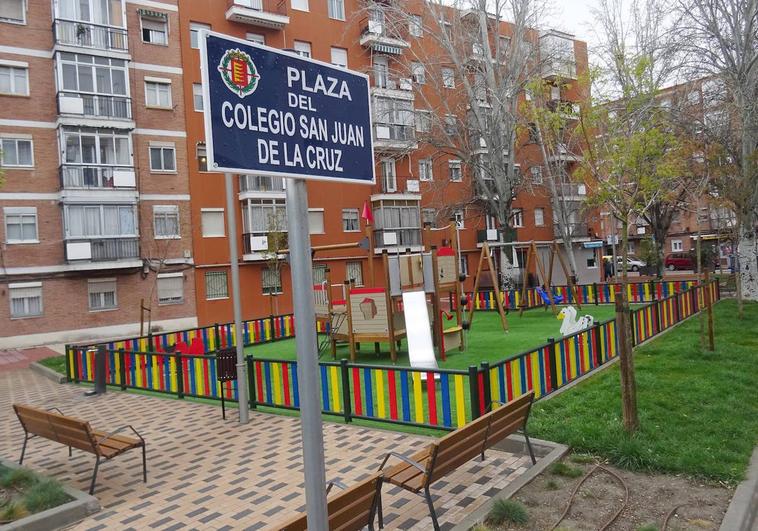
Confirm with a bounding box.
[664,253,696,271]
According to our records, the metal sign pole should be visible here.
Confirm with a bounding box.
[225,172,250,425]
[286,177,328,529]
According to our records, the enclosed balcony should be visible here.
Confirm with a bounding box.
[53,19,128,52]
[57,92,132,121]
[225,0,289,30]
[373,123,417,151]
[370,72,414,101]
[359,14,409,53]
[60,164,136,190]
[65,237,140,262]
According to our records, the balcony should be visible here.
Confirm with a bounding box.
[370,73,414,101]
[548,100,581,120]
[543,59,577,80]
[373,123,417,151]
[554,222,589,240]
[477,229,499,243]
[60,165,136,190]
[359,19,409,53]
[53,19,128,52]
[57,92,132,122]
[555,182,587,199]
[225,0,289,29]
[373,228,421,248]
[65,237,140,262]
[242,232,288,257]
[547,144,582,163]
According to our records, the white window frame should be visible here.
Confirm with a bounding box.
[144,78,172,109]
[262,267,283,295]
[342,208,360,232]
[442,67,455,89]
[418,158,433,181]
[381,158,397,192]
[153,205,180,239]
[0,136,34,168]
[330,47,348,68]
[9,282,42,319]
[149,142,176,173]
[246,33,265,45]
[63,204,138,238]
[409,14,422,37]
[293,41,312,58]
[327,0,345,21]
[530,165,543,184]
[192,83,203,111]
[205,271,229,300]
[4,206,38,244]
[0,0,26,24]
[157,272,184,305]
[422,208,436,226]
[411,62,426,84]
[512,208,524,228]
[140,15,168,46]
[448,159,462,182]
[415,110,431,133]
[308,208,325,234]
[459,254,469,277]
[88,278,118,312]
[0,63,29,96]
[671,239,683,252]
[534,207,545,227]
[346,261,363,286]
[454,209,465,228]
[201,208,225,238]
[190,22,211,49]
[291,0,309,12]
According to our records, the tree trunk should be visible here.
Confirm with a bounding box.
[737,226,758,302]
[655,236,666,278]
[617,218,639,433]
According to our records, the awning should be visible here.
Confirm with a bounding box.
[583,240,604,249]
[137,8,167,19]
[372,44,403,55]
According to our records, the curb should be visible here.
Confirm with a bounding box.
[452,435,569,531]
[720,445,758,531]
[29,361,67,384]
[0,457,100,531]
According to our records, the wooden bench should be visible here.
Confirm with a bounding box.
[379,392,536,530]
[13,404,147,494]
[274,473,383,530]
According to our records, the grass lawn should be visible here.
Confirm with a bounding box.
[37,355,66,374]
[246,304,625,369]
[529,299,758,484]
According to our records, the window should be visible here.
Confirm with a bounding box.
[58,0,122,26]
[346,261,363,286]
[312,264,327,284]
[381,158,396,192]
[534,207,545,227]
[4,207,37,243]
[550,85,560,100]
[187,84,201,112]
[145,80,171,108]
[291,0,309,12]
[141,15,167,45]
[242,198,287,234]
[293,41,311,58]
[672,239,683,252]
[88,279,117,311]
[157,273,184,305]
[308,209,324,234]
[0,137,33,167]
[149,144,176,172]
[190,22,210,49]
[64,204,137,237]
[246,33,265,45]
[511,208,523,228]
[530,165,542,184]
[528,122,539,143]
[415,110,431,133]
[372,199,421,247]
[454,209,464,228]
[419,158,433,181]
[262,267,282,295]
[328,0,345,20]
[422,208,436,226]
[201,209,225,237]
[441,67,455,89]
[9,283,42,318]
[197,143,207,171]
[0,64,28,96]
[459,255,468,277]
[153,205,180,239]
[205,271,228,299]
[0,0,25,24]
[444,114,457,136]
[342,208,359,231]
[58,53,128,117]
[586,256,597,269]
[411,62,425,84]
[409,14,422,37]
[448,160,462,182]
[330,47,348,68]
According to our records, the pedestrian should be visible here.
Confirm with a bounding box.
[604,258,613,282]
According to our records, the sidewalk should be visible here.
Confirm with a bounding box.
[0,347,60,372]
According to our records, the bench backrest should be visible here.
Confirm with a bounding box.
[13,404,99,456]
[486,392,534,448]
[427,411,491,483]
[277,472,383,531]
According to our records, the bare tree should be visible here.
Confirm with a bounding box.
[676,0,758,304]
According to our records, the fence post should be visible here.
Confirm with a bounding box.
[674,291,681,323]
[176,353,184,399]
[593,282,599,305]
[339,359,352,424]
[71,347,80,383]
[93,345,107,395]
[247,356,257,409]
[64,346,72,382]
[480,362,492,411]
[629,309,637,348]
[704,271,715,351]
[118,348,127,390]
[653,300,662,335]
[468,365,481,420]
[547,337,558,392]
[649,280,655,303]
[214,322,222,349]
[147,332,154,353]
[592,325,602,367]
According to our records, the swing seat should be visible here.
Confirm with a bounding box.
[536,286,563,305]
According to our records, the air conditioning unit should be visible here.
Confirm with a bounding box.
[250,236,268,251]
[383,232,398,246]
[406,180,419,193]
[486,229,498,241]
[577,184,587,195]
[58,94,84,114]
[66,241,92,260]
[113,169,136,187]
[399,78,412,90]
[375,125,391,139]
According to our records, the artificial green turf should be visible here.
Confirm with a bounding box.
[245,304,624,369]
[529,299,758,484]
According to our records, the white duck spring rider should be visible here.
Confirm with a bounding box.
[557,306,595,336]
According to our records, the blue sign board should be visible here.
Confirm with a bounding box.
[200,32,375,184]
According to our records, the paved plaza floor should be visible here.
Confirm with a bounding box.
[0,368,532,530]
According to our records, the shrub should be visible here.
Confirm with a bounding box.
[549,462,584,478]
[486,499,529,526]
[0,468,36,489]
[23,480,70,513]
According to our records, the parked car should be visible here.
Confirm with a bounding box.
[617,255,646,272]
[664,252,696,271]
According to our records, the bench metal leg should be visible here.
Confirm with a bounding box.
[19,434,29,465]
[141,444,147,483]
[523,429,537,465]
[377,489,384,529]
[90,456,101,495]
[424,486,440,531]
[69,446,72,458]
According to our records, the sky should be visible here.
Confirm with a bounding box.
[544,0,600,47]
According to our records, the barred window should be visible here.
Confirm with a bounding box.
[262,267,282,295]
[346,261,363,286]
[205,271,228,299]
[312,264,327,284]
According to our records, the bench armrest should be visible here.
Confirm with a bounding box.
[378,452,425,473]
[46,407,65,415]
[326,479,348,495]
[97,425,145,446]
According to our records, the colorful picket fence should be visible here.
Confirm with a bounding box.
[66,280,719,433]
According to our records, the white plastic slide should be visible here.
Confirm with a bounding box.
[402,290,438,371]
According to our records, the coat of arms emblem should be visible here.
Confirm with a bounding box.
[218,48,260,98]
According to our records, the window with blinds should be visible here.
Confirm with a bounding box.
[88,279,117,311]
[9,283,42,318]
[205,271,228,299]
[0,0,25,24]
[201,209,225,237]
[153,205,179,238]
[157,274,183,305]
[262,267,282,295]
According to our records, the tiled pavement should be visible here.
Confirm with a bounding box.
[0,369,532,530]
[0,347,60,371]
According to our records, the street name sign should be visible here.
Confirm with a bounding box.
[200,31,375,184]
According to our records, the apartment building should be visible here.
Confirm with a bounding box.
[0,0,196,347]
[178,0,590,325]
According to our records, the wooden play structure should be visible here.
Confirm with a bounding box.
[518,241,581,316]
[468,242,509,332]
